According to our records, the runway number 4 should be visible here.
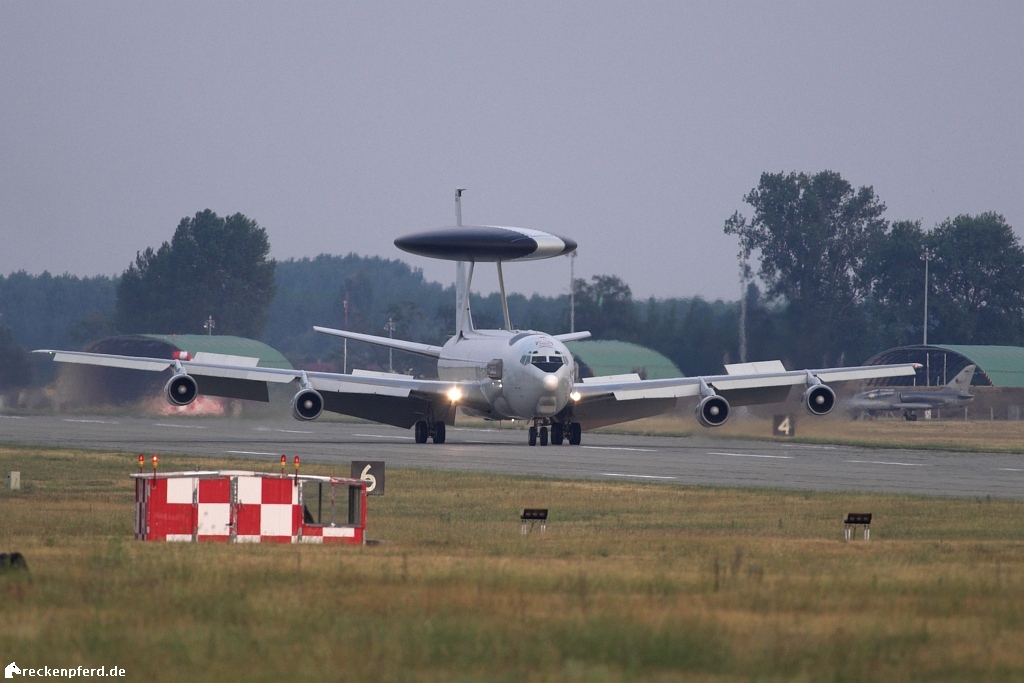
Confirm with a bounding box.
[773,415,794,437]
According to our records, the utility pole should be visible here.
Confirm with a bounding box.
[738,257,749,363]
[384,317,396,372]
[922,248,931,347]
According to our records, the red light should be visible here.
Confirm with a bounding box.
[151,454,158,467]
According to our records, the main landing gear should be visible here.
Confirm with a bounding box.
[414,420,446,444]
[528,420,582,446]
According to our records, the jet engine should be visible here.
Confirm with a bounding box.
[291,388,324,421]
[696,394,730,427]
[164,373,198,406]
[802,384,836,416]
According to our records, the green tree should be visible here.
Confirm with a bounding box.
[927,213,1024,345]
[724,171,887,367]
[864,220,928,348]
[115,210,276,338]
[0,323,32,390]
[573,274,637,341]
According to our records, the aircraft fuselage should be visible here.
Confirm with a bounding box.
[438,330,574,421]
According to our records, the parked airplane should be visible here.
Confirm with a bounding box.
[848,364,975,421]
[36,193,919,446]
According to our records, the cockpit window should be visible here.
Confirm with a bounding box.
[530,354,565,373]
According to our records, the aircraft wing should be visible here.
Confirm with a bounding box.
[569,363,920,429]
[34,349,490,429]
[312,326,443,358]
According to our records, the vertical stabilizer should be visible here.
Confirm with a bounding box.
[948,364,976,392]
[454,189,474,336]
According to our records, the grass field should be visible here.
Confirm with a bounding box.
[592,413,1024,454]
[2,444,1024,682]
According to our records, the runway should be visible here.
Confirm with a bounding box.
[2,413,1023,499]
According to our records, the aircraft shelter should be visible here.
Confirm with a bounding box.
[863,345,1024,388]
[565,340,683,381]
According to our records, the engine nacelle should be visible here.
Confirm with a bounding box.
[164,374,198,406]
[291,389,324,421]
[802,384,836,416]
[696,394,730,427]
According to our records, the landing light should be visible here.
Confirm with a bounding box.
[447,387,463,402]
[570,390,581,402]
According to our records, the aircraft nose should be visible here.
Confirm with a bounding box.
[542,374,559,392]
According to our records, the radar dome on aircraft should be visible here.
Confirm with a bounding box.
[394,226,577,262]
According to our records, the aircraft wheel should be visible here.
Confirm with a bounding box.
[568,422,582,446]
[528,426,537,446]
[414,420,428,443]
[551,423,564,445]
[540,426,548,446]
[432,421,446,444]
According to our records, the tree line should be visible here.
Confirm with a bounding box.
[2,178,1023,391]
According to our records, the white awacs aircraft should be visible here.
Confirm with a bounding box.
[36,196,918,446]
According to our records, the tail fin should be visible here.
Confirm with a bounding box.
[947,364,976,391]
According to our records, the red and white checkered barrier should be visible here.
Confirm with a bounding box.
[133,470,366,544]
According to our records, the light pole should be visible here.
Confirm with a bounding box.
[922,248,931,346]
[738,256,750,363]
[343,295,349,374]
[203,315,215,336]
[384,317,396,373]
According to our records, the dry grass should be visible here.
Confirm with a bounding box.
[595,412,1024,453]
[2,445,1024,681]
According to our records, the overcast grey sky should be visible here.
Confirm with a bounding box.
[2,2,1022,302]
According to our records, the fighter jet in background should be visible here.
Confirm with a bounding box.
[848,365,975,421]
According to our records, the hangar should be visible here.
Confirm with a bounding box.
[565,340,682,380]
[863,345,1024,388]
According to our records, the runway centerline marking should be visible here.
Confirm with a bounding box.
[0,415,26,419]
[226,450,279,456]
[583,446,657,452]
[602,473,677,480]
[996,468,1024,472]
[154,423,206,429]
[63,418,119,424]
[708,451,793,459]
[354,433,415,440]
[846,459,929,467]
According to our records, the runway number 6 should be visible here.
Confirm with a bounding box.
[360,464,377,492]
[351,461,385,495]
